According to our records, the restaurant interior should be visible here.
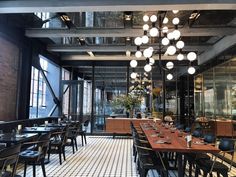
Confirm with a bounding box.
[0,1,236,177]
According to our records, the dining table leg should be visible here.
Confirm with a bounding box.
[177,153,184,177]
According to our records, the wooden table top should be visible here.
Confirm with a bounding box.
[140,122,220,153]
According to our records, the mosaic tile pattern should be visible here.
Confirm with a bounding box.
[15,136,236,177]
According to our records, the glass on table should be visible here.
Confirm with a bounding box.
[0,130,3,137]
[33,124,38,127]
[178,130,183,137]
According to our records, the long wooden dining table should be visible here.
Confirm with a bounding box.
[140,122,220,177]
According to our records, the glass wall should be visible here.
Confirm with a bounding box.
[29,55,60,118]
[194,57,236,120]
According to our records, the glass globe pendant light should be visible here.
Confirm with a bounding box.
[167,73,173,80]
[166,61,174,70]
[144,64,152,72]
[130,59,138,68]
[188,66,196,74]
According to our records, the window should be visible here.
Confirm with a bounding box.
[83,80,92,114]
[62,68,70,80]
[34,12,50,28]
[29,60,48,118]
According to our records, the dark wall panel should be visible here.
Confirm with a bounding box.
[0,35,20,121]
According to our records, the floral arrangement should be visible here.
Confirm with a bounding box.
[111,93,141,111]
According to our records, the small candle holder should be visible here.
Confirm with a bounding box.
[45,121,48,129]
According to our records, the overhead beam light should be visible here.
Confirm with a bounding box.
[126,50,131,57]
[87,51,95,57]
[124,11,132,21]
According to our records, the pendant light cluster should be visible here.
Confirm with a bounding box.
[130,10,197,81]
[129,72,151,95]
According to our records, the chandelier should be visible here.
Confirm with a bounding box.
[130,10,197,80]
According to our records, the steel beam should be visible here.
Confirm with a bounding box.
[47,44,208,53]
[198,34,236,65]
[26,27,236,38]
[0,0,235,13]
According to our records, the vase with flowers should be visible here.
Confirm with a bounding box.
[111,93,141,118]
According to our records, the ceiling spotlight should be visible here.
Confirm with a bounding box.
[134,37,142,46]
[172,10,179,14]
[143,24,149,31]
[162,37,170,46]
[143,48,153,58]
[177,53,184,61]
[143,15,149,22]
[162,26,169,33]
[176,40,185,49]
[130,60,138,68]
[149,27,158,37]
[167,45,176,55]
[131,72,137,79]
[188,66,196,74]
[172,17,180,25]
[167,73,173,80]
[150,15,157,22]
[135,51,142,58]
[187,52,197,61]
[149,58,155,65]
[142,35,149,44]
[126,37,131,41]
[172,30,181,40]
[163,17,169,24]
[144,64,152,72]
[166,61,174,69]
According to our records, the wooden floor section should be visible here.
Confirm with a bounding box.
[15,136,236,177]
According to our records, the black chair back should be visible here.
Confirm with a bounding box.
[203,134,215,144]
[192,129,202,138]
[219,138,235,152]
[0,144,21,176]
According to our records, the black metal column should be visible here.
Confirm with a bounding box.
[91,64,95,134]
[162,70,166,118]
[127,65,130,95]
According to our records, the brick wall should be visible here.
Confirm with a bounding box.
[0,35,20,121]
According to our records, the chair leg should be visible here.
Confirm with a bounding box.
[194,166,200,177]
[74,138,78,151]
[23,162,27,177]
[41,159,46,177]
[189,162,193,177]
[220,171,228,177]
[63,146,66,161]
[72,139,75,154]
[48,146,51,161]
[81,134,84,146]
[84,134,87,144]
[59,148,62,165]
[33,163,36,177]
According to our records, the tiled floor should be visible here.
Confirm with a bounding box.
[15,136,236,177]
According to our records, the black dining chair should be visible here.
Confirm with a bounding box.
[184,133,216,177]
[20,133,51,177]
[48,126,68,165]
[134,136,169,177]
[0,143,21,177]
[66,123,79,154]
[195,138,235,177]
[78,120,90,146]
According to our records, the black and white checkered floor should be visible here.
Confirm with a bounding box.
[16,136,236,177]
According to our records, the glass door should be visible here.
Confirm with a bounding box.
[61,80,84,122]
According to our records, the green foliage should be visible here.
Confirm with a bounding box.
[111,93,141,111]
